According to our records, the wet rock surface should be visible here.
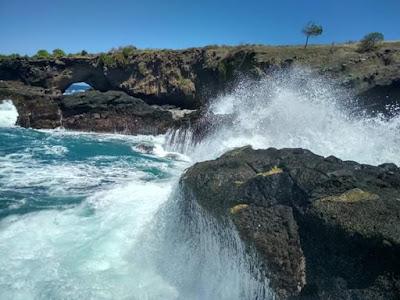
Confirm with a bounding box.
[181,146,400,299]
[0,80,61,128]
[0,80,195,134]
[59,90,176,134]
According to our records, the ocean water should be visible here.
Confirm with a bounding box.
[0,127,269,299]
[1,69,399,299]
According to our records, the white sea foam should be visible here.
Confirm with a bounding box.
[0,178,178,299]
[0,126,270,299]
[0,99,18,127]
[184,68,400,165]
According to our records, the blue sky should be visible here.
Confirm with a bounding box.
[0,0,399,55]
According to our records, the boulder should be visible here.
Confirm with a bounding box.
[0,81,193,135]
[181,146,400,299]
[59,90,177,135]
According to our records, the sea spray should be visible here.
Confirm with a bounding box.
[0,100,18,127]
[132,186,273,300]
[165,127,194,154]
[166,68,400,165]
[0,128,273,299]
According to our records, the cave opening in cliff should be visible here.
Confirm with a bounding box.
[63,82,93,95]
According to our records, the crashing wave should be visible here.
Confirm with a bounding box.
[0,100,18,127]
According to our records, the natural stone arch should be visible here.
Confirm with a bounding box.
[51,62,112,94]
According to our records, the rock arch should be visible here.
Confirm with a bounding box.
[48,60,112,93]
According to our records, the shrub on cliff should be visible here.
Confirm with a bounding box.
[80,50,88,56]
[52,49,66,58]
[98,53,116,67]
[35,49,50,59]
[121,45,137,58]
[302,22,323,48]
[113,52,128,66]
[98,48,134,68]
[357,32,384,52]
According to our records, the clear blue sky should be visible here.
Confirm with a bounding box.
[0,0,399,55]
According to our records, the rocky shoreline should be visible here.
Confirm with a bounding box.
[1,43,400,299]
[1,42,400,134]
[0,80,200,134]
[181,146,400,299]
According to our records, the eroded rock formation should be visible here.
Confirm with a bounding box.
[0,80,61,128]
[181,146,400,299]
[0,43,399,134]
[60,90,178,135]
[0,81,196,134]
[1,43,400,110]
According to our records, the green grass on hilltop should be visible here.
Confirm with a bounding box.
[0,41,399,65]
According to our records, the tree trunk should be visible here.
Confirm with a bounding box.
[304,35,309,49]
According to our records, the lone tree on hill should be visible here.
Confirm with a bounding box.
[357,32,384,52]
[302,22,323,48]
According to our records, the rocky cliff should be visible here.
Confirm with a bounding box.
[181,146,400,299]
[1,42,399,133]
[0,80,196,134]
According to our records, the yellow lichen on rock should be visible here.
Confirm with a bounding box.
[234,180,244,186]
[320,188,379,203]
[258,166,283,176]
[230,204,249,214]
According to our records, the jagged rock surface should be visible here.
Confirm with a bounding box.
[60,90,177,134]
[181,146,400,299]
[0,81,194,134]
[0,80,61,128]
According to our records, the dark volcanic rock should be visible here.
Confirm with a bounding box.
[0,80,61,128]
[181,146,400,299]
[59,90,176,134]
[232,203,306,298]
[0,81,191,135]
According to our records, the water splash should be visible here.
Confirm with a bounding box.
[165,128,194,154]
[0,100,18,127]
[133,187,272,300]
[171,68,400,166]
[0,128,273,299]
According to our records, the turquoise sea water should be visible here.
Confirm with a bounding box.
[0,127,192,299]
[0,126,268,300]
[0,127,177,219]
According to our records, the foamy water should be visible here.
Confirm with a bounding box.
[181,68,400,165]
[0,126,269,299]
[0,100,18,127]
